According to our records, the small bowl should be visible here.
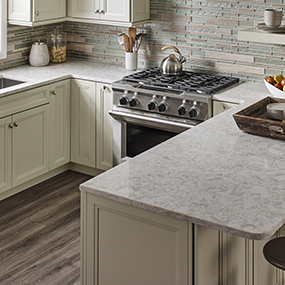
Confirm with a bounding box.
[264,78,285,98]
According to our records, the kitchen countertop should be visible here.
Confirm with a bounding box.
[0,58,134,98]
[80,79,285,240]
[2,58,283,240]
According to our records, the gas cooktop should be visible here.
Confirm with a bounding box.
[123,67,239,95]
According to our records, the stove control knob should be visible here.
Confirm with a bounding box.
[119,95,129,106]
[129,97,139,107]
[178,105,187,116]
[148,100,157,111]
[189,102,200,118]
[158,102,168,113]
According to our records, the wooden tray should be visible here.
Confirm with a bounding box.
[233,96,285,141]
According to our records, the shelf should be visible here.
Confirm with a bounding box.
[238,28,285,45]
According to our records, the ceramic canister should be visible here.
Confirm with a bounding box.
[29,40,50,67]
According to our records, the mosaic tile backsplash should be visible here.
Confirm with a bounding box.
[1,0,285,81]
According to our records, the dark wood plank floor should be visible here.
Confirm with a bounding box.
[0,170,93,285]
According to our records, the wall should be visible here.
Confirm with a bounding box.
[1,1,285,81]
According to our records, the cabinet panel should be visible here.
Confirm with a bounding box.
[71,0,98,19]
[33,0,66,21]
[49,80,70,170]
[99,0,129,22]
[8,0,31,22]
[71,79,96,168]
[132,0,150,22]
[82,193,189,285]
[12,104,49,187]
[0,117,12,193]
[96,83,113,170]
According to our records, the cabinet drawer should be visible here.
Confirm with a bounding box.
[0,85,49,118]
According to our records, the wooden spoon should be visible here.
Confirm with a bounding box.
[128,27,136,52]
[123,34,130,52]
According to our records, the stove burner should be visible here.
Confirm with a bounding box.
[123,68,239,95]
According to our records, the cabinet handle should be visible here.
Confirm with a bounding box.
[52,90,57,95]
[35,11,40,16]
[14,122,18,127]
[9,123,13,129]
[95,9,99,13]
[99,10,104,14]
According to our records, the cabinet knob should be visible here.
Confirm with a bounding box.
[14,122,18,127]
[95,9,99,13]
[99,10,104,14]
[52,90,57,95]
[35,11,40,16]
[9,123,13,129]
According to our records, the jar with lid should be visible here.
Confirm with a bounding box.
[48,29,67,63]
[29,39,50,67]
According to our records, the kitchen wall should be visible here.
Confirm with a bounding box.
[1,0,285,81]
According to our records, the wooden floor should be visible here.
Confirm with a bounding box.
[0,170,93,285]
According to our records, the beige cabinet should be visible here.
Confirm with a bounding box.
[49,80,71,170]
[8,0,66,26]
[71,79,113,170]
[71,79,96,168]
[81,193,190,285]
[0,117,12,194]
[213,100,239,116]
[96,83,113,170]
[68,0,149,25]
[12,104,49,187]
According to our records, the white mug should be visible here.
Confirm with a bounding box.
[264,9,283,27]
[125,52,137,70]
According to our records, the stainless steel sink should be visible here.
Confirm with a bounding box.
[0,77,25,89]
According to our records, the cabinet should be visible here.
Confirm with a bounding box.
[213,100,239,116]
[81,193,189,285]
[68,0,150,25]
[71,79,113,170]
[71,79,96,168]
[8,0,66,26]
[49,80,70,170]
[96,83,113,170]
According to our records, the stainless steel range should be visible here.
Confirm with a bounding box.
[110,67,239,165]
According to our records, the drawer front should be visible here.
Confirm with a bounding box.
[0,85,50,118]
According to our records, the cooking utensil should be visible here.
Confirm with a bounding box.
[123,34,130,52]
[160,45,186,75]
[266,102,285,121]
[135,33,143,53]
[117,33,125,45]
[128,27,136,52]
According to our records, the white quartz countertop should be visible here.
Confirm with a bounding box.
[0,58,133,98]
[80,80,285,240]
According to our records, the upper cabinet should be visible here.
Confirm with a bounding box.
[8,0,66,26]
[8,0,149,27]
[67,0,150,26]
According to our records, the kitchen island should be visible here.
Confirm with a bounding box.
[80,81,285,284]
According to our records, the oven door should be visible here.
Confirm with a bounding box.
[109,107,199,166]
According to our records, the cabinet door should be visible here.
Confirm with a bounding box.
[49,80,71,170]
[70,0,99,19]
[33,0,66,21]
[12,104,49,187]
[8,0,31,22]
[82,193,189,285]
[0,117,12,194]
[96,83,113,170]
[132,0,150,22]
[71,79,96,168]
[99,0,130,22]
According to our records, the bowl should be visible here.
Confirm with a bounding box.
[264,78,285,98]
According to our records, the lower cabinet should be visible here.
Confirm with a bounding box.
[81,193,190,285]
[49,79,71,170]
[71,79,113,170]
[0,104,50,193]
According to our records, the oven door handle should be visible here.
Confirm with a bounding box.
[109,109,198,131]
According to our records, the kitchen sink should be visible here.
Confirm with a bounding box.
[0,77,25,89]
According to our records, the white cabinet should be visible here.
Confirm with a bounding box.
[213,100,239,116]
[81,193,189,285]
[68,0,150,26]
[0,117,12,194]
[71,79,113,170]
[71,79,96,168]
[96,83,113,170]
[8,0,66,26]
[49,80,71,170]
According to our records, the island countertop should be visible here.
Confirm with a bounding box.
[80,80,285,240]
